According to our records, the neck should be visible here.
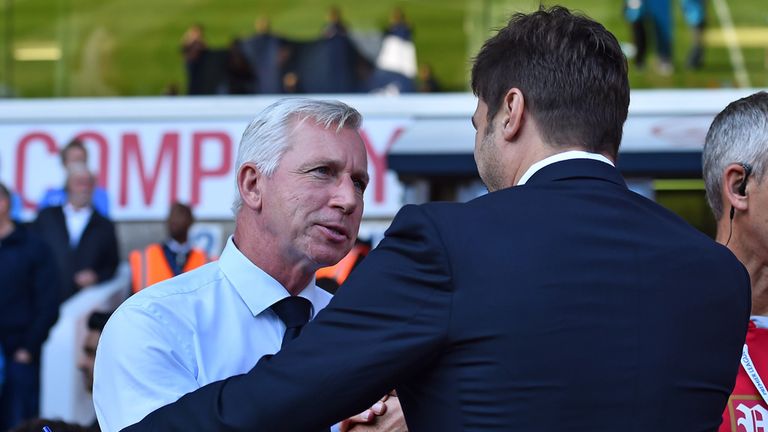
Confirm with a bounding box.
[717,219,768,315]
[234,212,314,296]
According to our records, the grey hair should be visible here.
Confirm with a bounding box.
[65,162,95,183]
[703,91,768,220]
[232,98,362,214]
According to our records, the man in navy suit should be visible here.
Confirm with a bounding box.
[126,6,750,431]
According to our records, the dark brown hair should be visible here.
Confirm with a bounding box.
[60,138,88,165]
[471,6,629,158]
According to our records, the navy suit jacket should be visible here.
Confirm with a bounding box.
[124,160,750,431]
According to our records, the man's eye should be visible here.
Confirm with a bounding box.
[313,166,331,176]
[353,179,367,192]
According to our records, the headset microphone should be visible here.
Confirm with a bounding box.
[727,163,753,245]
[738,163,752,196]
[730,163,753,220]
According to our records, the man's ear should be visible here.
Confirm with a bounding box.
[501,88,525,141]
[237,163,263,211]
[723,163,750,214]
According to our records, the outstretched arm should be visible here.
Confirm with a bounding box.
[124,205,453,431]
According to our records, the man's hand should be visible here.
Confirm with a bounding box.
[339,396,387,432]
[14,348,32,364]
[74,269,98,288]
[341,393,408,432]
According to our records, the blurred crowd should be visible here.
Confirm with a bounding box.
[0,139,206,430]
[1,140,118,430]
[177,6,440,96]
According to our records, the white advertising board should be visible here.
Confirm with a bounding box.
[0,104,409,221]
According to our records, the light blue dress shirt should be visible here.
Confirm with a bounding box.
[93,236,332,432]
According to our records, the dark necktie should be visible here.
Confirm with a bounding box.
[268,297,329,432]
[270,296,312,348]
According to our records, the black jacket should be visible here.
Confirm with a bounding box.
[0,223,60,360]
[34,206,119,300]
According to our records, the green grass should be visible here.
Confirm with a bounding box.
[0,0,766,97]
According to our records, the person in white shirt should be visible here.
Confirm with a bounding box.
[93,98,402,432]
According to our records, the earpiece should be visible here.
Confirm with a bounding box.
[730,162,753,221]
[737,163,752,196]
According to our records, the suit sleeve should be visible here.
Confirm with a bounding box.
[124,204,455,431]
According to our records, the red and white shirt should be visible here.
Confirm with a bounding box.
[720,319,768,432]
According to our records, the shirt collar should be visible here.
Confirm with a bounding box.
[752,315,768,329]
[516,150,615,186]
[165,238,191,255]
[217,236,324,318]
[63,202,93,218]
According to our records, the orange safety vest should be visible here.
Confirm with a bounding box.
[316,243,370,285]
[129,243,208,293]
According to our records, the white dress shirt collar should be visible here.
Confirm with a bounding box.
[63,203,93,248]
[516,150,615,186]
[218,236,322,319]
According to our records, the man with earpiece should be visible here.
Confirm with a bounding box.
[702,91,768,432]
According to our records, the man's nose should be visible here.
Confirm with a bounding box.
[330,177,359,214]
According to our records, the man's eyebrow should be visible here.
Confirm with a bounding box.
[298,158,336,170]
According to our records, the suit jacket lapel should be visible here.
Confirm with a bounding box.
[76,209,97,253]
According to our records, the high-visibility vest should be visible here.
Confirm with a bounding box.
[129,243,208,293]
[316,243,370,285]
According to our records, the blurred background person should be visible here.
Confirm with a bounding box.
[624,0,673,74]
[0,182,60,430]
[316,239,370,294]
[0,155,23,220]
[129,202,208,294]
[77,311,112,431]
[79,311,112,398]
[375,7,417,85]
[38,139,110,217]
[385,7,412,40]
[10,311,111,432]
[240,16,284,94]
[34,163,119,300]
[702,91,768,432]
[323,6,348,38]
[181,23,207,95]
[416,64,440,93]
[681,0,706,69]
[227,39,254,94]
